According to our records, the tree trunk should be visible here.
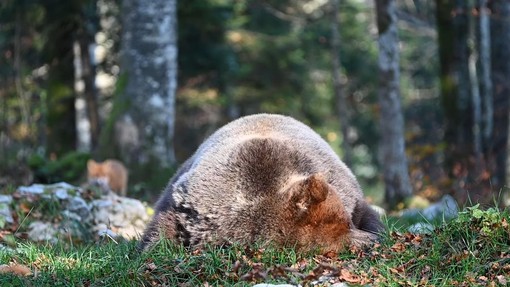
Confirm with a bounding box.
[454,1,473,151]
[74,2,100,153]
[375,0,412,208]
[435,1,472,164]
[476,0,493,152]
[118,0,177,168]
[43,1,79,156]
[435,0,458,166]
[488,0,510,200]
[80,33,100,151]
[331,0,352,166]
[74,40,91,152]
[435,0,480,204]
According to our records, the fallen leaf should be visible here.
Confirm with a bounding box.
[290,258,308,271]
[496,275,507,285]
[0,263,32,276]
[322,250,337,259]
[411,234,423,246]
[339,268,361,283]
[390,242,406,253]
[232,260,242,274]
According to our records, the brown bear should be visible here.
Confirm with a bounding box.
[139,114,383,252]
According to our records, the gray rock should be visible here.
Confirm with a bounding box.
[0,195,14,225]
[61,210,82,222]
[408,222,435,234]
[28,221,58,243]
[18,184,45,195]
[14,182,151,243]
[400,208,421,219]
[91,196,150,239]
[422,195,458,221]
[0,203,13,224]
[54,189,69,200]
[400,195,458,222]
[0,195,12,204]
[98,228,118,239]
[66,196,91,221]
[49,182,79,190]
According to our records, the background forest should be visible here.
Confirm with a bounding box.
[1,0,509,210]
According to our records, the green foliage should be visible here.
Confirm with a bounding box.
[129,157,177,202]
[0,0,463,203]
[27,151,90,184]
[1,207,509,285]
[454,204,509,243]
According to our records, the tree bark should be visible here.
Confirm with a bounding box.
[435,0,485,204]
[43,1,79,156]
[331,0,352,166]
[476,0,493,152]
[80,33,100,151]
[435,0,458,163]
[74,31,100,152]
[375,0,413,208]
[454,1,473,151]
[488,0,510,199]
[118,0,177,168]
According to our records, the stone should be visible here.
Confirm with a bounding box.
[11,182,151,244]
[0,203,13,225]
[408,222,435,234]
[17,184,45,195]
[27,221,58,243]
[0,195,12,204]
[422,195,458,221]
[66,196,91,221]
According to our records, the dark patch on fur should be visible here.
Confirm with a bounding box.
[176,221,191,246]
[234,138,317,196]
[352,201,384,234]
[234,138,287,195]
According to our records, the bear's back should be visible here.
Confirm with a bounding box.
[174,114,363,216]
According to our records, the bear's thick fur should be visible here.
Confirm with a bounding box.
[139,114,382,252]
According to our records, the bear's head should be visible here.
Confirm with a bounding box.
[278,173,355,252]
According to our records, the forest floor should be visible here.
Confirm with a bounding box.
[0,205,509,286]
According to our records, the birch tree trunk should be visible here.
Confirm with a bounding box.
[374,0,412,208]
[74,12,99,153]
[331,0,352,166]
[117,0,177,168]
[488,0,510,199]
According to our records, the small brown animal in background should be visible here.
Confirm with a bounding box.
[139,114,383,253]
[87,159,128,196]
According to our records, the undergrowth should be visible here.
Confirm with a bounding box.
[0,205,509,286]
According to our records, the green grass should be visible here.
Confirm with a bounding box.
[1,206,509,286]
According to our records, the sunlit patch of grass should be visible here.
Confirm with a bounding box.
[0,205,509,286]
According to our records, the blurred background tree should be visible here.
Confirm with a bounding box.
[1,0,509,208]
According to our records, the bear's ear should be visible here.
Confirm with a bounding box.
[305,173,329,203]
[292,173,329,212]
